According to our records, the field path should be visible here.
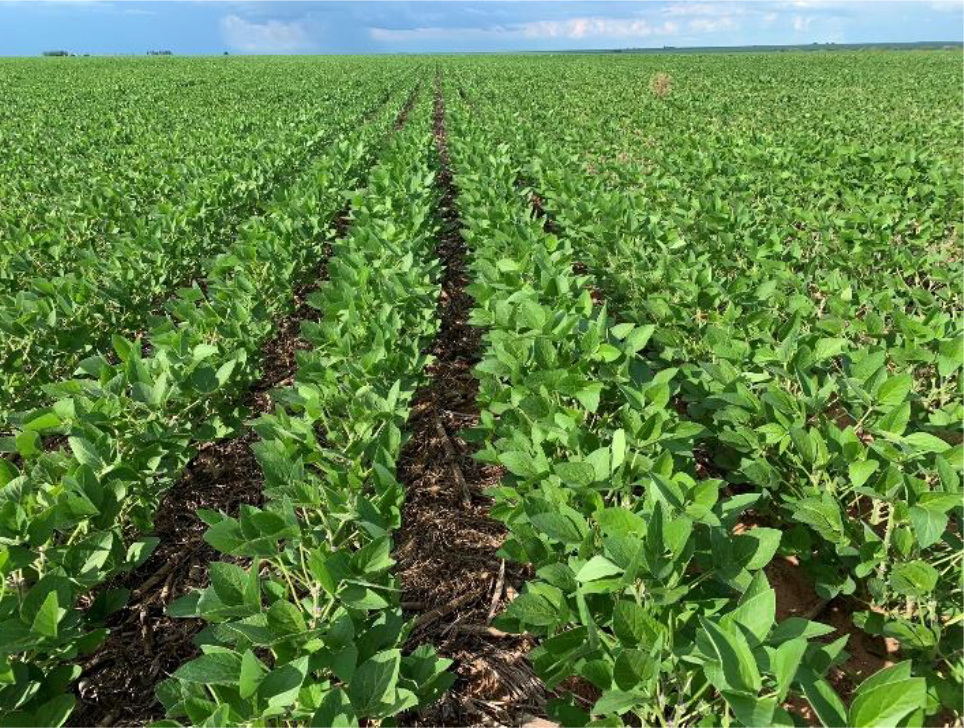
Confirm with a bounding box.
[395,71,549,727]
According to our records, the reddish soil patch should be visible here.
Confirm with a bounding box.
[767,554,826,620]
[768,555,899,725]
[823,599,897,691]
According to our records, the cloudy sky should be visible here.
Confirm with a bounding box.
[0,1,961,55]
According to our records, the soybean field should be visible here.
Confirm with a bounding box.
[0,51,961,728]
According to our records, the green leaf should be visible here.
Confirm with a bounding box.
[857,661,913,691]
[215,359,237,387]
[173,651,242,686]
[267,600,307,634]
[849,670,926,728]
[21,575,72,627]
[68,436,104,472]
[506,590,561,627]
[613,649,653,692]
[529,509,587,544]
[773,639,808,702]
[800,674,847,728]
[908,505,947,550]
[889,561,938,597]
[576,556,622,583]
[591,690,639,716]
[33,694,76,728]
[23,412,61,432]
[15,430,40,458]
[699,617,762,694]
[519,300,548,329]
[849,459,879,488]
[575,383,604,413]
[755,279,778,300]
[722,577,775,643]
[938,337,963,377]
[203,519,245,554]
[260,656,308,709]
[735,528,781,570]
[612,600,656,647]
[499,451,542,478]
[210,562,247,606]
[877,374,913,408]
[813,337,849,362]
[768,618,836,644]
[876,402,910,435]
[610,428,626,471]
[347,650,400,716]
[723,692,776,727]
[902,432,951,454]
[192,343,219,361]
[31,591,61,638]
[311,688,357,727]
[610,323,635,340]
[792,497,846,545]
[239,649,266,700]
[624,325,655,354]
[554,461,597,487]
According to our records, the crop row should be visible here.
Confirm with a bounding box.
[153,90,456,725]
[0,58,410,269]
[0,84,409,725]
[0,67,414,414]
[468,54,963,721]
[441,69,953,727]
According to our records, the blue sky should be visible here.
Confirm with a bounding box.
[0,1,961,55]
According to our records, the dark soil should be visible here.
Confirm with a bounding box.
[395,81,423,131]
[70,70,424,728]
[69,216,346,727]
[395,72,549,727]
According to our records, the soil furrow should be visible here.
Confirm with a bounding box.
[69,210,347,727]
[394,79,423,131]
[395,72,548,728]
[70,79,424,727]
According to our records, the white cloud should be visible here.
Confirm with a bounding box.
[521,17,679,39]
[792,14,814,31]
[371,16,681,44]
[369,25,509,42]
[930,0,963,11]
[688,16,739,33]
[662,3,728,17]
[782,1,838,8]
[220,14,311,54]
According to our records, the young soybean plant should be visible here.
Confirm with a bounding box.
[154,108,454,726]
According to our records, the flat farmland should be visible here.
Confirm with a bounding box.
[0,51,960,727]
